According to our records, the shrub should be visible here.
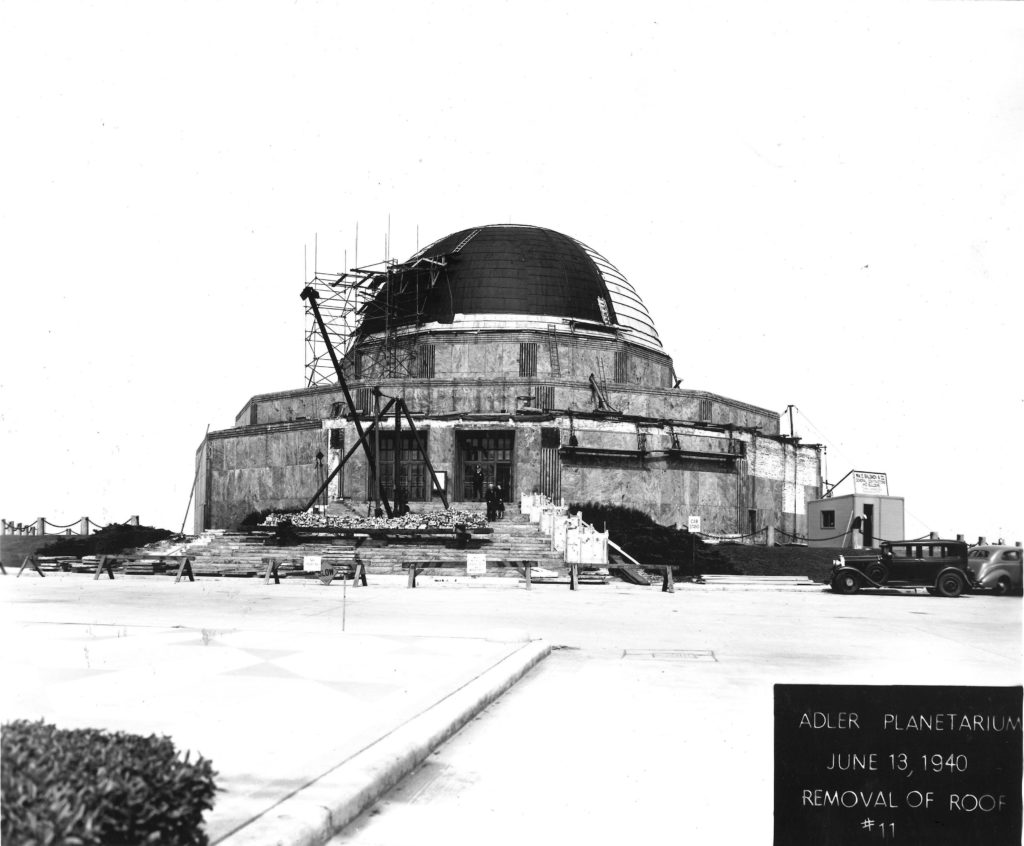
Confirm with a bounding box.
[1,719,217,846]
[568,501,721,578]
[39,524,176,559]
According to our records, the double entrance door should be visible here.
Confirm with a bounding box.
[460,431,513,502]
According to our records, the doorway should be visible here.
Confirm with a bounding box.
[459,431,514,502]
[862,504,875,548]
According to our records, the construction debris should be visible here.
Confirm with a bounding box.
[259,509,488,531]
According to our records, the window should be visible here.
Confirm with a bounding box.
[371,431,430,500]
[329,429,343,450]
[698,399,713,422]
[614,349,629,383]
[417,344,436,378]
[1002,550,1022,562]
[821,510,835,530]
[519,343,538,377]
[536,385,555,410]
[355,387,373,414]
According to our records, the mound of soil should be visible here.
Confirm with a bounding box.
[697,543,849,583]
[39,524,176,558]
[571,501,849,582]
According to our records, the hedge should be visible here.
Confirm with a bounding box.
[39,524,175,559]
[1,720,217,846]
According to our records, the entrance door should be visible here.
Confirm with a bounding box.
[862,504,875,548]
[460,432,514,502]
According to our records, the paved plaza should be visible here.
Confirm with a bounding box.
[1,573,1020,845]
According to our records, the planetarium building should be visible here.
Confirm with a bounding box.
[194,224,822,536]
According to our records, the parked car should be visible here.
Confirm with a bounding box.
[830,539,973,597]
[966,545,1022,596]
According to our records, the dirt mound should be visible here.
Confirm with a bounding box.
[697,543,847,583]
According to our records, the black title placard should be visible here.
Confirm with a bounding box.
[774,685,1022,845]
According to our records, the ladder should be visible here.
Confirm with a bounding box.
[547,324,561,377]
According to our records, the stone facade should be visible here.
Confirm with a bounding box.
[197,331,821,535]
[195,224,823,535]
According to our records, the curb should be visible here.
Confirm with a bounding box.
[214,638,551,846]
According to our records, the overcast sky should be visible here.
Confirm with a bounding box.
[1,2,1021,541]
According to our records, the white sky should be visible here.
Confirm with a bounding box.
[1,2,1021,541]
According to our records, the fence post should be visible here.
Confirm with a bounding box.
[766,526,775,547]
[129,515,139,526]
[80,517,90,536]
[36,518,45,535]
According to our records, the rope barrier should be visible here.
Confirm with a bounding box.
[88,519,108,530]
[43,519,80,530]
[777,527,848,543]
[697,525,769,541]
[775,528,942,545]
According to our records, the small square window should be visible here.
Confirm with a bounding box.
[821,510,835,530]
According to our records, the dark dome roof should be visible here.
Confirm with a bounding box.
[356,224,661,348]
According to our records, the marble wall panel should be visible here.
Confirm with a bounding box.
[515,425,542,496]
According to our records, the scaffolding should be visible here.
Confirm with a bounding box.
[304,251,453,386]
[304,271,370,387]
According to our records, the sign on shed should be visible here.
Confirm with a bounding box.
[303,555,323,572]
[466,553,486,575]
[853,472,888,495]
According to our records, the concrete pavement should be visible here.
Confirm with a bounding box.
[2,572,1020,845]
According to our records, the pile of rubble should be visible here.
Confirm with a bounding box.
[260,509,488,531]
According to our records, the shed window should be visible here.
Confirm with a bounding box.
[821,510,835,530]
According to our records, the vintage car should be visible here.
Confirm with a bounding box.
[966,545,1023,596]
[830,539,974,597]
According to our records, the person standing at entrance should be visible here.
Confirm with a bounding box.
[485,483,499,521]
[495,485,505,520]
[473,465,484,501]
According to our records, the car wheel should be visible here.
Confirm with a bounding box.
[936,572,965,598]
[832,572,860,595]
[866,562,888,584]
[995,576,1012,597]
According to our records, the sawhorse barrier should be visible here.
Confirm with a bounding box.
[404,562,469,588]
[606,539,675,593]
[568,560,674,592]
[93,556,116,580]
[261,556,367,586]
[17,554,45,577]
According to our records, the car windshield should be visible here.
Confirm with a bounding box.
[968,549,990,559]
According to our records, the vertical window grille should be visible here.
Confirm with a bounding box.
[354,351,364,379]
[614,349,629,383]
[519,342,538,377]
[329,429,343,450]
[536,385,555,410]
[417,344,436,378]
[698,398,713,422]
[355,387,372,414]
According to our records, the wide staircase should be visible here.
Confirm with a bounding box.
[144,503,567,580]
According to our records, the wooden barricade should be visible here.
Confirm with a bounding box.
[17,554,45,578]
[93,556,116,580]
